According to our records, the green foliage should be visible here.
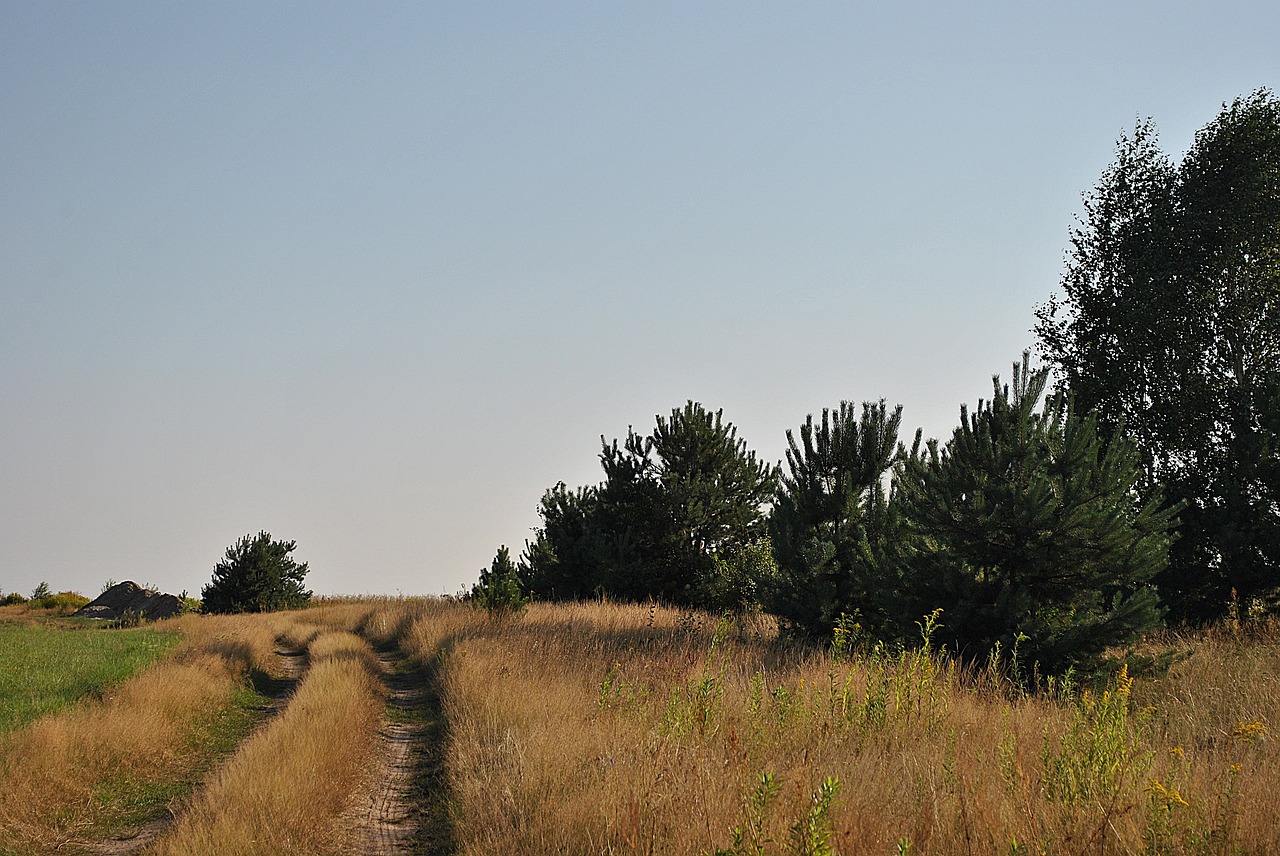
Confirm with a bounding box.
[30,581,51,601]
[710,773,841,856]
[200,531,312,614]
[2,592,28,606]
[789,776,841,856]
[1040,665,1152,804]
[768,400,915,640]
[470,545,528,616]
[1036,89,1280,622]
[711,771,783,856]
[524,401,776,609]
[519,482,606,601]
[0,623,179,734]
[896,355,1175,676]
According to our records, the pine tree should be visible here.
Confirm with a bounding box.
[471,545,528,616]
[897,355,1175,676]
[519,483,608,601]
[767,400,913,639]
[201,531,312,614]
[597,401,777,608]
[524,401,776,609]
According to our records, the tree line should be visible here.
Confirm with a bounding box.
[474,90,1280,677]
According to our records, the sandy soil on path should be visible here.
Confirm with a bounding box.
[346,648,451,856]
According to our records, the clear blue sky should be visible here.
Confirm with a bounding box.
[2,2,1277,598]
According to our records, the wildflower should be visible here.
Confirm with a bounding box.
[1233,719,1268,743]
[1147,778,1189,809]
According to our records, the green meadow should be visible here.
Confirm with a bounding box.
[0,621,179,734]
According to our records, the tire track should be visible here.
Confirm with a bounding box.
[76,642,307,855]
[348,646,452,855]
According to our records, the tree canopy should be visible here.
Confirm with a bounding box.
[768,400,912,639]
[521,401,776,609]
[1036,89,1280,621]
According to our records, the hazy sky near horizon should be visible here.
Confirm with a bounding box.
[2,3,1277,599]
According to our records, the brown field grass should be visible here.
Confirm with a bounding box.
[151,616,386,856]
[0,612,281,852]
[5,598,1277,854]
[407,600,1280,855]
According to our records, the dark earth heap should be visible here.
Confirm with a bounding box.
[75,581,185,621]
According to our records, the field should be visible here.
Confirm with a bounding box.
[0,622,178,734]
[1,600,1277,855]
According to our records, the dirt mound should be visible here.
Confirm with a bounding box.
[75,581,186,622]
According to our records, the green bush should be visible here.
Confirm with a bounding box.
[31,591,91,612]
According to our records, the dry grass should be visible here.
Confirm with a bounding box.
[7,597,1277,853]
[151,619,385,856]
[410,600,1280,855]
[0,613,280,852]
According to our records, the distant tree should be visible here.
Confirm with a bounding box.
[201,531,312,614]
[896,356,1175,676]
[471,545,528,616]
[595,401,777,608]
[520,483,608,601]
[30,581,51,601]
[767,400,914,639]
[522,401,776,609]
[1036,89,1280,622]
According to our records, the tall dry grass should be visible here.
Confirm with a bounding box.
[416,600,1280,855]
[151,625,385,856]
[0,612,281,852]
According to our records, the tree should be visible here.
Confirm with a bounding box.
[596,401,777,608]
[201,531,312,614]
[896,356,1175,676]
[1035,89,1280,622]
[767,400,913,639]
[522,401,776,609]
[471,545,528,616]
[519,483,607,601]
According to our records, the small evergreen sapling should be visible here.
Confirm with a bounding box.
[201,531,312,614]
[471,545,529,616]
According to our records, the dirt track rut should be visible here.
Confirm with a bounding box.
[347,647,451,856]
[76,643,307,855]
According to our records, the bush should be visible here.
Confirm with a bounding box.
[1,592,27,606]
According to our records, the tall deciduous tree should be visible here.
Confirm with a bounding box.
[897,356,1174,676]
[201,531,312,614]
[768,400,913,639]
[1036,90,1280,621]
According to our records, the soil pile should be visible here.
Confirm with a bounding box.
[75,581,185,621]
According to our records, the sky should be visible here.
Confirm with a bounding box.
[2,2,1278,600]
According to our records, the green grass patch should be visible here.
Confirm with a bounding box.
[0,621,179,734]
